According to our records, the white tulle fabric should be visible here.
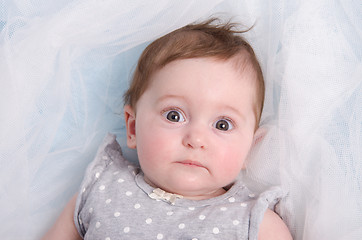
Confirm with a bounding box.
[0,0,361,239]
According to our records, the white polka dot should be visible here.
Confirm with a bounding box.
[106,199,112,204]
[105,238,110,240]
[240,203,247,207]
[249,193,255,198]
[89,207,93,213]
[188,207,195,210]
[113,171,119,175]
[166,211,173,216]
[178,223,185,229]
[192,238,198,240]
[126,191,132,196]
[146,218,152,224]
[118,178,124,183]
[220,207,227,211]
[228,197,236,203]
[233,220,240,225]
[102,155,108,160]
[124,227,130,233]
[82,188,86,193]
[157,233,164,239]
[95,222,101,228]
[95,172,100,178]
[199,215,206,220]
[114,212,120,217]
[134,203,141,209]
[99,185,105,191]
[213,227,220,234]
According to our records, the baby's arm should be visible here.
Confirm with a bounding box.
[258,209,293,240]
[41,194,82,240]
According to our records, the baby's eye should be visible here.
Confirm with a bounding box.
[214,119,234,131]
[163,109,185,123]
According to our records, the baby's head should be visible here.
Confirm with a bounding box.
[124,18,264,127]
[123,19,265,199]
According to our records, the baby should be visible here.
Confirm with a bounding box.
[43,19,292,240]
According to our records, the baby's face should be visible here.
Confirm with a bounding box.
[127,57,257,200]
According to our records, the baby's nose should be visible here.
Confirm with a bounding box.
[182,127,207,149]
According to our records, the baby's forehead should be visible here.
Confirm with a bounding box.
[228,54,260,88]
[150,57,259,98]
[229,50,257,74]
[211,54,260,86]
[149,56,259,96]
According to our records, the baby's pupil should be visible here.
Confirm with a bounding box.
[216,120,229,131]
[167,111,180,122]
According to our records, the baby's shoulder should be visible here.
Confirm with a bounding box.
[258,209,292,240]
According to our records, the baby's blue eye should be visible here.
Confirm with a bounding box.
[163,110,185,123]
[214,119,233,131]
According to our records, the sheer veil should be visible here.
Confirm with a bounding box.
[1,0,361,239]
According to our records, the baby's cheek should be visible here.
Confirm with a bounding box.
[137,129,172,163]
[222,162,242,179]
[217,150,245,179]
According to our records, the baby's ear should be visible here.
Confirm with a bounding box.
[242,127,267,169]
[252,127,267,147]
[124,105,137,149]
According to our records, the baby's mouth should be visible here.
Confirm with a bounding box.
[176,160,206,168]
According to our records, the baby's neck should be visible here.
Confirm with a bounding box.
[144,176,227,200]
[183,188,227,200]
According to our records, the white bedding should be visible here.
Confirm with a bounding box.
[0,0,361,239]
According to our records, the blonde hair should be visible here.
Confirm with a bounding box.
[124,18,264,125]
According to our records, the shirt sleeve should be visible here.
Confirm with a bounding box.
[73,133,123,237]
[248,186,285,240]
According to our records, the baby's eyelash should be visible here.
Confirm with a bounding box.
[161,107,186,123]
[221,116,236,124]
[160,107,182,115]
[214,116,236,131]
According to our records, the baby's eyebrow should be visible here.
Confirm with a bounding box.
[219,103,255,126]
[157,94,187,103]
[220,105,245,120]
